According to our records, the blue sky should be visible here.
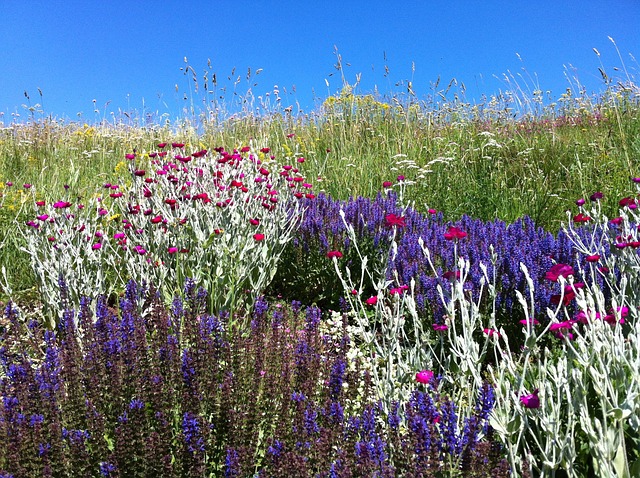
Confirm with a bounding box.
[1,0,638,124]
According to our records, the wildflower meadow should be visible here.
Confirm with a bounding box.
[0,61,639,477]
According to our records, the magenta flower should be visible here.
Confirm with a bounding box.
[415,370,434,384]
[483,328,500,338]
[432,323,448,332]
[585,254,600,262]
[5,182,13,187]
[249,218,260,226]
[253,233,265,241]
[36,214,49,221]
[326,250,343,259]
[125,153,136,160]
[92,243,102,250]
[573,213,591,223]
[171,142,185,148]
[428,208,437,214]
[519,317,540,326]
[36,200,45,206]
[23,183,32,189]
[589,191,603,202]
[397,175,405,181]
[157,142,167,149]
[134,170,146,177]
[382,181,393,188]
[545,264,574,281]
[365,296,378,306]
[444,226,467,240]
[390,285,409,295]
[167,247,178,254]
[134,245,147,255]
[576,198,585,206]
[385,213,406,228]
[53,201,72,209]
[114,233,126,240]
[520,389,540,409]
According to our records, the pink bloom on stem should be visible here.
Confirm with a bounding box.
[382,181,393,188]
[167,247,178,254]
[483,328,500,338]
[114,233,126,240]
[253,233,265,241]
[590,191,603,202]
[365,296,378,306]
[171,142,185,148]
[134,170,146,177]
[573,213,591,223]
[428,208,437,214]
[23,183,32,189]
[415,370,434,384]
[125,153,136,160]
[432,323,448,332]
[249,218,260,226]
[385,213,406,228]
[444,226,467,240]
[585,254,600,262]
[36,214,49,221]
[397,175,405,181]
[157,142,167,149]
[519,317,540,326]
[520,389,540,409]
[36,200,45,206]
[5,182,13,187]
[53,201,72,209]
[610,217,624,226]
[576,198,585,206]
[92,243,102,250]
[326,250,343,259]
[390,285,409,295]
[545,264,574,281]
[134,245,146,255]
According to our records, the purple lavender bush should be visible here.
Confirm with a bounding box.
[272,191,606,340]
[0,280,509,477]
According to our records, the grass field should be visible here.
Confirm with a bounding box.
[0,72,639,476]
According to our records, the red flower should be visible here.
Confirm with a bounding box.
[125,153,136,160]
[444,226,467,240]
[385,213,406,228]
[171,142,185,148]
[573,213,591,223]
[134,170,146,177]
[253,233,265,241]
[326,250,343,259]
[365,296,378,306]
[157,142,167,148]
[383,181,393,188]
[585,254,600,262]
[249,218,260,226]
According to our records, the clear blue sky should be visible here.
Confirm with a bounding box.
[1,0,638,124]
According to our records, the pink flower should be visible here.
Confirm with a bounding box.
[397,175,405,181]
[92,243,102,250]
[171,142,185,148]
[167,247,178,254]
[585,254,600,263]
[444,226,467,240]
[415,370,434,384]
[134,245,147,255]
[545,264,574,281]
[36,200,45,206]
[589,191,603,202]
[519,317,540,326]
[390,285,409,295]
[114,233,126,240]
[327,250,343,259]
[125,153,136,160]
[428,208,437,214]
[382,181,393,188]
[576,198,586,206]
[249,218,260,226]
[520,389,540,409]
[253,233,265,241]
[573,213,591,223]
[134,170,146,177]
[483,328,500,338]
[385,213,406,228]
[23,183,32,189]
[365,296,378,306]
[432,323,448,332]
[36,214,49,221]
[157,142,167,148]
[53,201,72,209]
